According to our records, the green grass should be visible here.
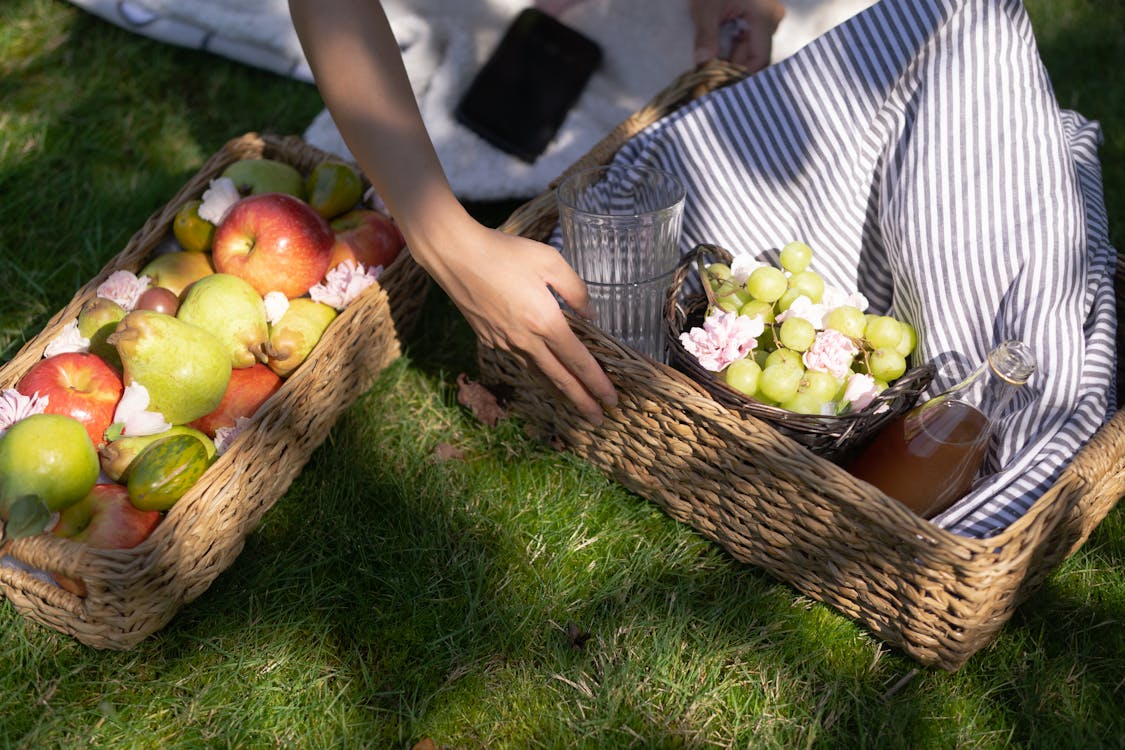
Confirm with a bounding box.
[1,0,1122,748]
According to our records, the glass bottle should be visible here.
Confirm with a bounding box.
[848,340,1036,519]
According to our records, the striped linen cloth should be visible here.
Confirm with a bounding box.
[593,0,1116,538]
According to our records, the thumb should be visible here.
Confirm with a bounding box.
[542,253,594,320]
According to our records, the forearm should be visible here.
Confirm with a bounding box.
[287,0,472,270]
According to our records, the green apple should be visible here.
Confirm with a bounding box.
[0,414,99,520]
[221,158,305,199]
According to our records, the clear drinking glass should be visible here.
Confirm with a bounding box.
[556,165,686,361]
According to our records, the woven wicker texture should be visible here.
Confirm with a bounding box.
[478,61,1125,671]
[0,133,430,649]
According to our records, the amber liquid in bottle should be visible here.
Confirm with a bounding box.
[848,399,991,518]
[849,339,1036,519]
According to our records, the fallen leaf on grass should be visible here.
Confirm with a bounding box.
[565,621,592,650]
[456,373,506,427]
[431,442,465,462]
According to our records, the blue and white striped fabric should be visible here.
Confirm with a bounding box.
[602,0,1116,538]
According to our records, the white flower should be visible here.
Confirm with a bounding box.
[96,270,152,311]
[43,319,90,357]
[842,372,881,412]
[263,291,290,325]
[198,176,241,224]
[822,285,869,314]
[0,389,49,436]
[679,309,765,372]
[214,416,251,455]
[802,329,860,381]
[309,260,382,310]
[729,254,767,285]
[112,381,171,437]
[776,295,827,329]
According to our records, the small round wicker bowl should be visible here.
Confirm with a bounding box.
[663,243,935,464]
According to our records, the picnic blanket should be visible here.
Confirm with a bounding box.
[65,0,875,200]
[587,0,1116,537]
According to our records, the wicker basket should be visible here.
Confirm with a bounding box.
[0,133,430,649]
[664,242,935,464]
[477,61,1124,671]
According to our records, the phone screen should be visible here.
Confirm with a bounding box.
[455,9,602,164]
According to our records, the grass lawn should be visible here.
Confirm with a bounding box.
[1,0,1122,748]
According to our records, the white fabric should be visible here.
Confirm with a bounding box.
[65,0,876,200]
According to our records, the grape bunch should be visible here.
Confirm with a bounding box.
[684,241,917,416]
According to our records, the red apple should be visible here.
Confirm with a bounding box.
[187,362,282,437]
[51,483,162,595]
[17,352,124,447]
[212,192,334,298]
[329,208,405,271]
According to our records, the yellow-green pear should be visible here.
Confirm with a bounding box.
[177,273,269,369]
[107,310,231,425]
[139,250,215,296]
[265,298,337,377]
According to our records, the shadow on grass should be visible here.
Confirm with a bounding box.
[0,8,323,359]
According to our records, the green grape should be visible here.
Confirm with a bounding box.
[781,391,828,415]
[765,347,803,369]
[786,270,825,303]
[739,298,775,324]
[799,370,841,403]
[713,280,740,299]
[895,321,918,357]
[723,358,762,396]
[823,305,867,339]
[716,289,751,313]
[867,348,907,382]
[759,362,804,403]
[757,326,776,352]
[776,288,804,312]
[705,263,732,292]
[753,349,770,369]
[746,266,788,303]
[778,241,813,273]
[778,317,816,352]
[864,315,904,350]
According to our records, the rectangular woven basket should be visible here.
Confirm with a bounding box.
[0,133,430,649]
[478,61,1125,672]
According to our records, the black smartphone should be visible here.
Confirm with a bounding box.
[455,8,602,163]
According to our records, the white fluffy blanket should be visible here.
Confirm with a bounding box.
[66,0,874,199]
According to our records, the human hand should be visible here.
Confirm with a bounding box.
[690,0,786,73]
[411,217,618,424]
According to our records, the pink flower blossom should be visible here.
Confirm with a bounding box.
[802,328,860,380]
[309,260,382,310]
[680,309,765,372]
[842,372,880,412]
[44,319,90,357]
[112,381,171,437]
[0,389,49,436]
[214,416,251,455]
[198,177,241,224]
[96,270,151,311]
